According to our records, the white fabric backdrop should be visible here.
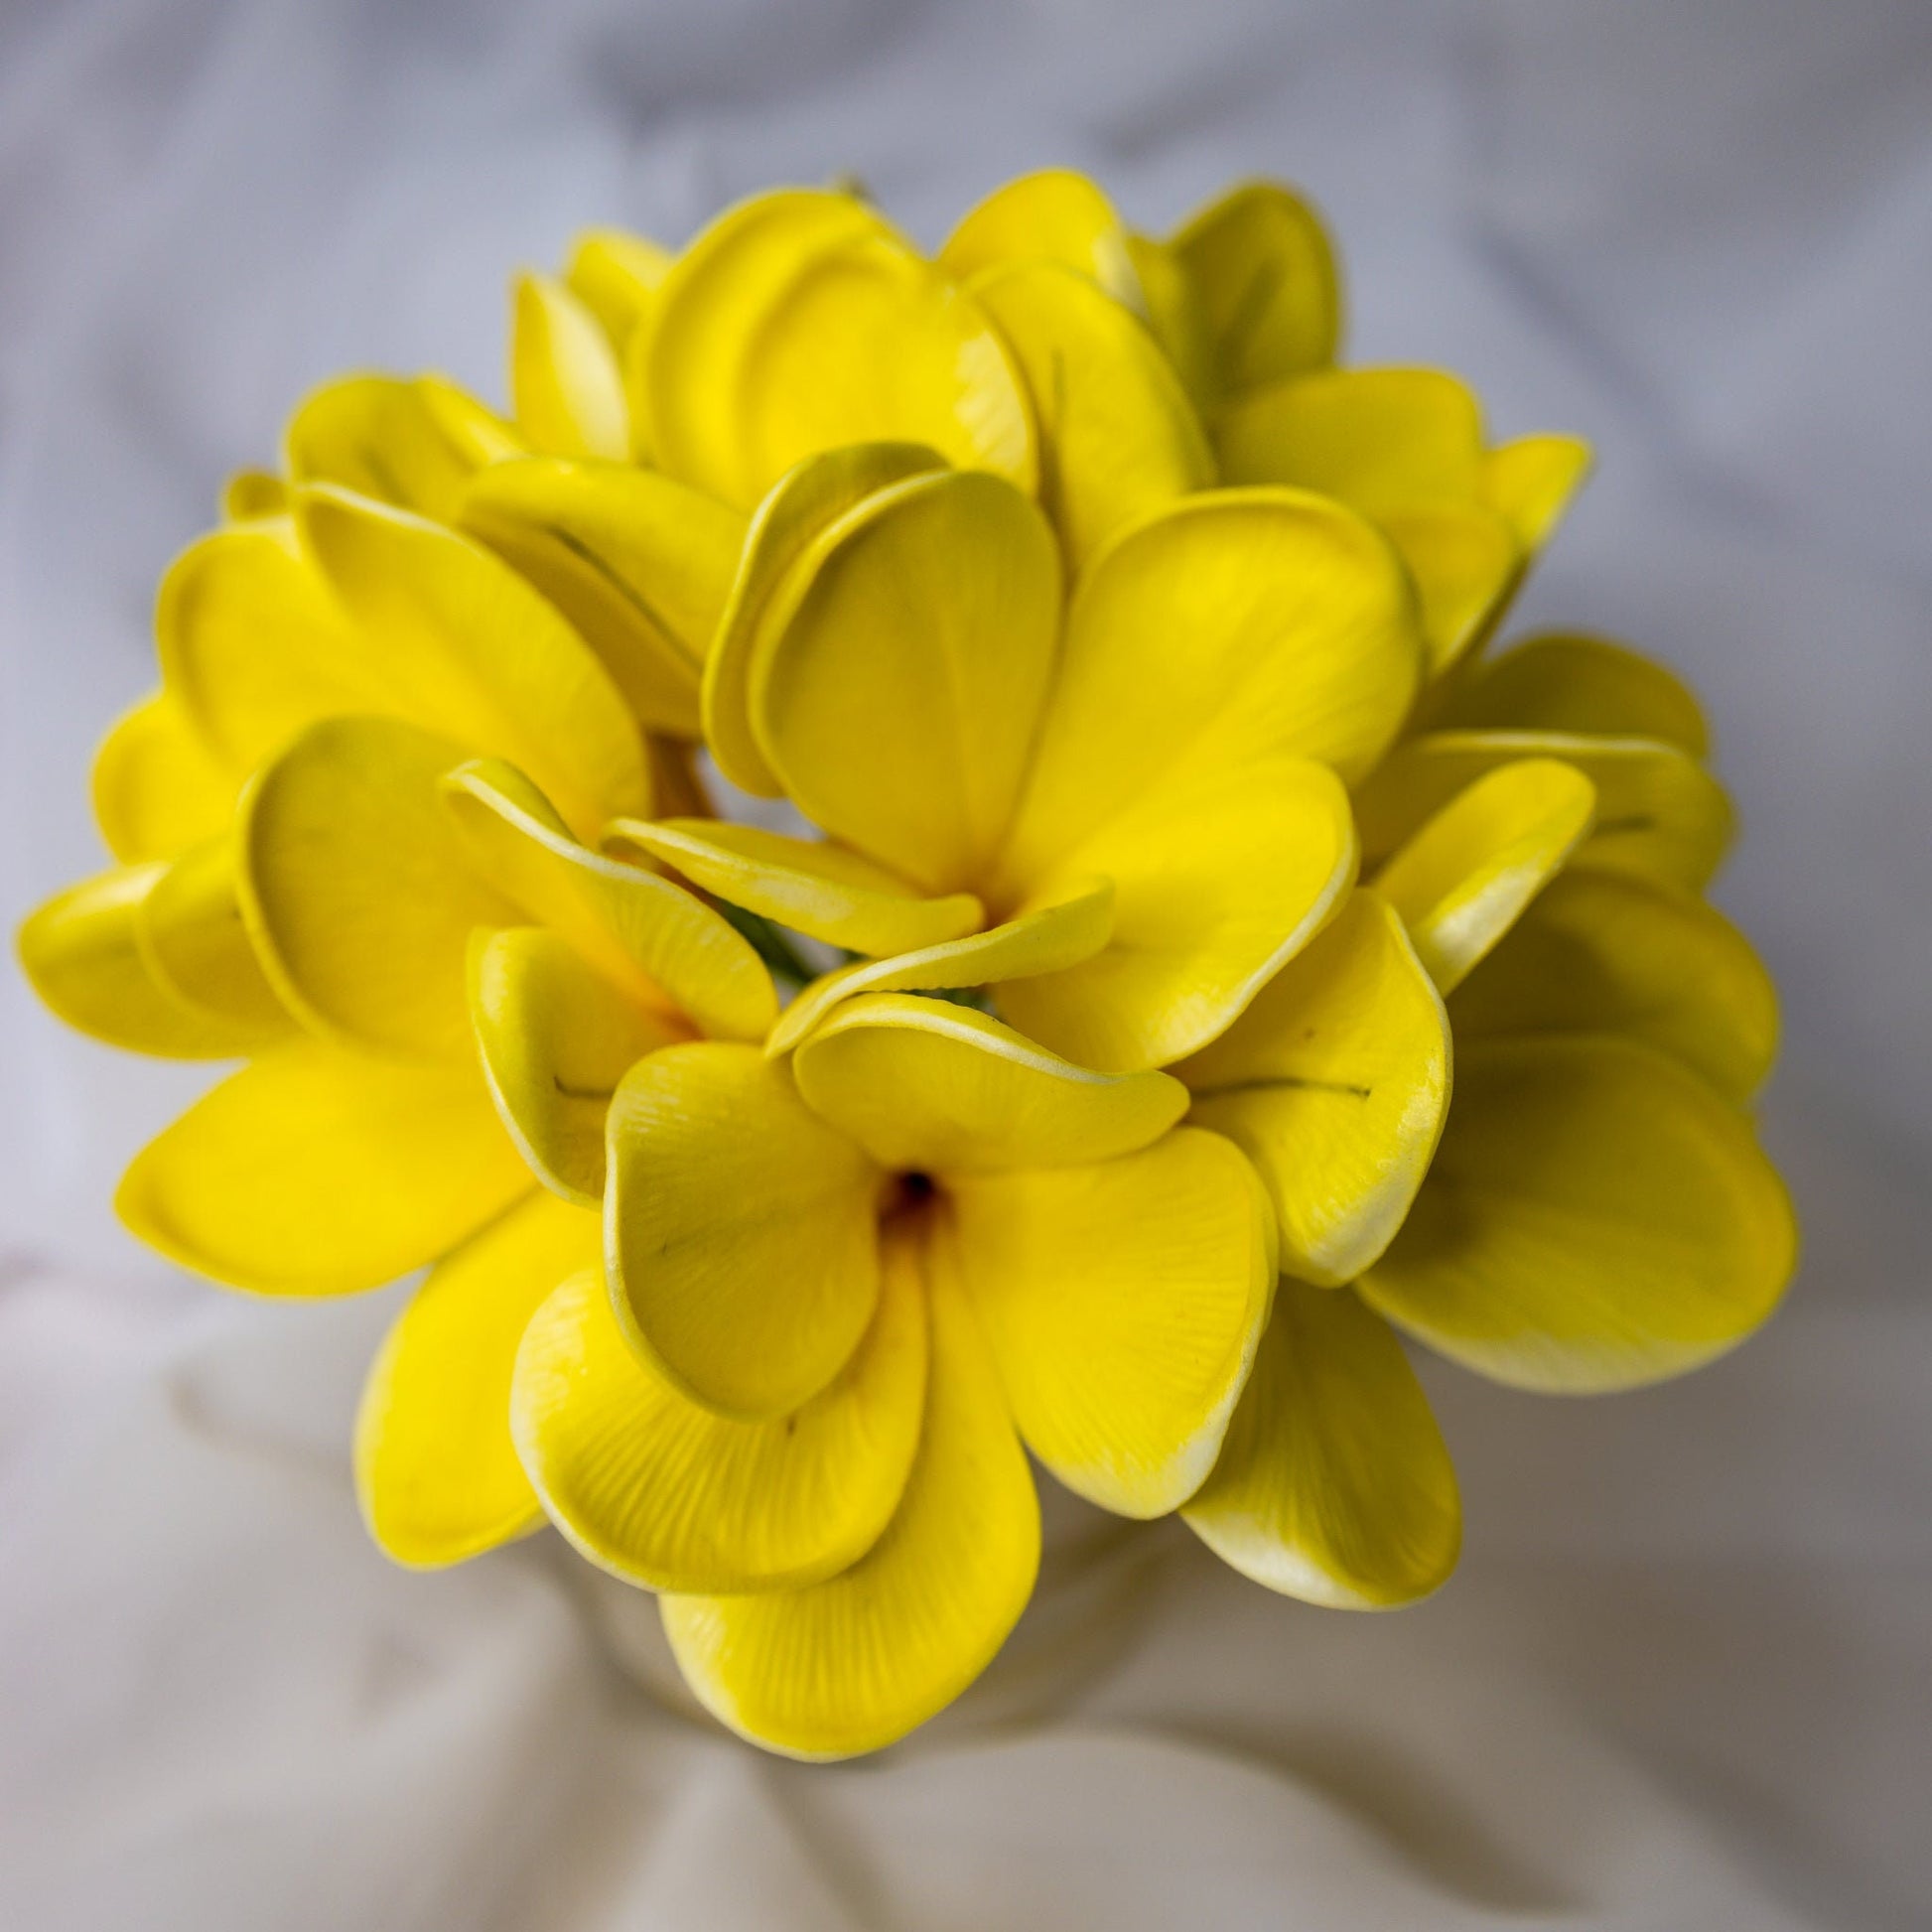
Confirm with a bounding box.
[3,1,1929,1924]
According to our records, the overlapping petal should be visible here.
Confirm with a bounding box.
[792,993,1185,1174]
[1179,893,1449,1287]
[1184,1279,1460,1608]
[949,1125,1275,1516]
[1355,729,1733,890]
[137,834,294,1035]
[1360,1036,1797,1391]
[116,1042,531,1295]
[1449,869,1778,1104]
[510,272,629,461]
[354,1188,601,1566]
[605,1043,883,1419]
[661,1247,1038,1760]
[90,692,235,864]
[940,168,1142,307]
[751,469,1061,895]
[1436,631,1710,754]
[1371,758,1597,993]
[512,1249,925,1592]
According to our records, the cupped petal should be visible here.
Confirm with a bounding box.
[948,1125,1275,1516]
[510,272,629,461]
[1355,730,1733,891]
[284,373,522,520]
[355,1188,600,1567]
[1214,366,1484,512]
[606,1042,884,1420]
[610,816,980,957]
[458,458,744,736]
[471,926,695,1205]
[19,865,278,1059]
[117,1042,531,1294]
[239,717,520,1058]
[998,488,1419,885]
[1183,1279,1460,1608]
[295,483,647,837]
[764,880,1113,1059]
[969,259,1213,566]
[752,469,1062,894]
[90,692,236,864]
[565,228,672,362]
[158,519,384,772]
[137,835,293,1035]
[1001,755,1357,1073]
[703,441,947,797]
[661,1245,1038,1761]
[1481,435,1592,548]
[1359,1036,1797,1392]
[940,168,1141,306]
[512,1242,925,1592]
[1168,180,1340,402]
[793,992,1186,1174]
[644,189,1035,507]
[1378,500,1521,679]
[1435,631,1711,756]
[1449,869,1778,1105]
[1372,757,1597,994]
[443,759,775,1042]
[1178,892,1449,1288]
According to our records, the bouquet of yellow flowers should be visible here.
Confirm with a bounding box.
[18,171,1794,1759]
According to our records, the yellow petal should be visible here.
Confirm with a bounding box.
[471,926,694,1204]
[443,759,776,1043]
[793,992,1186,1173]
[512,1245,925,1592]
[90,692,236,864]
[1183,1279,1459,1608]
[950,1125,1274,1516]
[1378,501,1522,679]
[457,457,745,736]
[969,259,1213,566]
[18,865,276,1059]
[662,1241,1038,1760]
[1001,756,1357,1073]
[1359,1036,1797,1392]
[1178,892,1449,1288]
[644,189,1034,507]
[765,880,1113,1058]
[221,470,286,521]
[157,520,377,773]
[998,489,1419,886]
[1449,869,1778,1105]
[355,1188,600,1566]
[609,817,982,956]
[1372,758,1597,994]
[606,1042,883,1419]
[753,469,1061,894]
[1169,180,1340,401]
[565,227,672,361]
[117,1042,531,1294]
[137,835,293,1035]
[295,483,647,837]
[1215,366,1484,512]
[1481,435,1591,548]
[239,717,519,1058]
[703,441,948,797]
[510,272,629,461]
[1435,630,1711,756]
[1125,230,1213,406]
[940,168,1142,306]
[283,373,521,520]
[1355,729,1733,891]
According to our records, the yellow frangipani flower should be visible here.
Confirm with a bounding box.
[15,168,1798,1764]
[512,992,1276,1757]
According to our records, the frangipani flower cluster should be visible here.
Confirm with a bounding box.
[19,171,1795,1759]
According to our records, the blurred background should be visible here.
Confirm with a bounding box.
[2,1,1929,1925]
